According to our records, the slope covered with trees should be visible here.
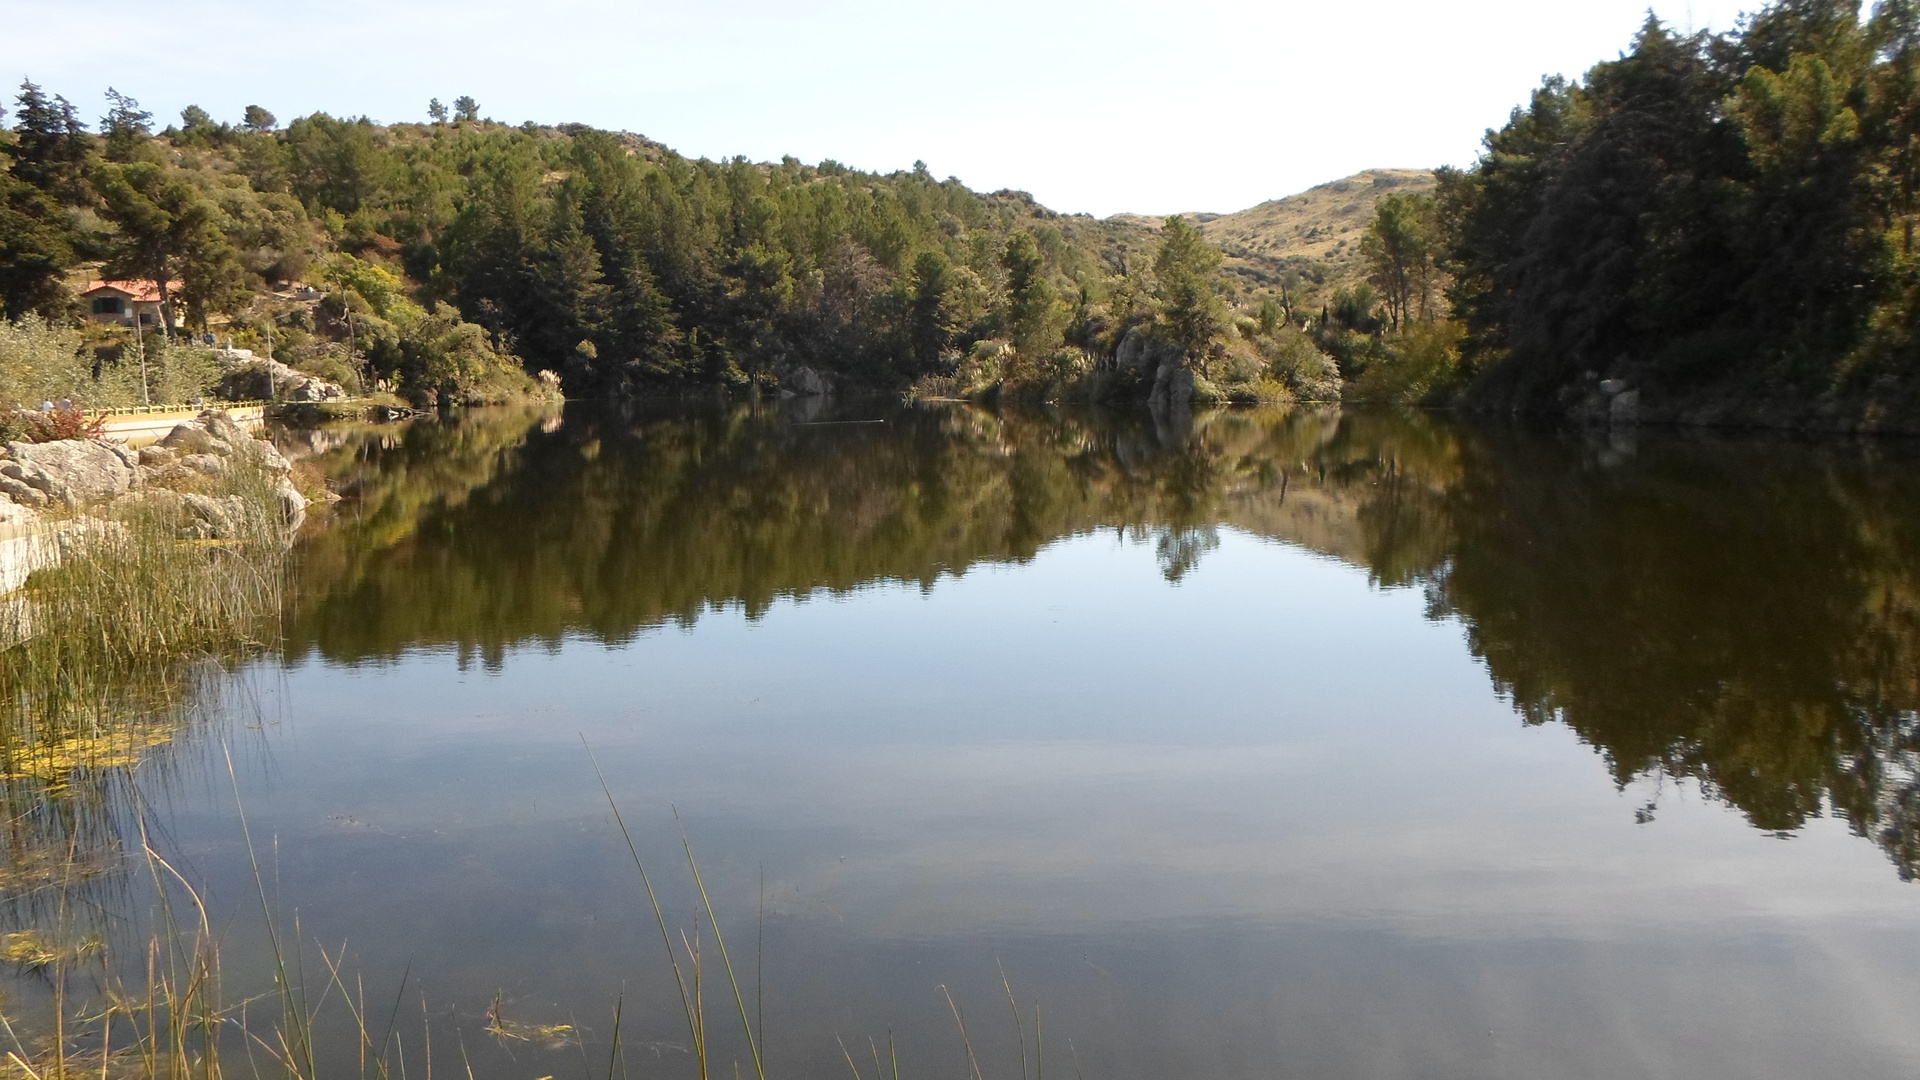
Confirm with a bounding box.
[0,86,1344,407]
[1431,0,1920,427]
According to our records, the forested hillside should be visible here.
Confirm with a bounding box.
[1431,0,1920,427]
[0,86,1344,408]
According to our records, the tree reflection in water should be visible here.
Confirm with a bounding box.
[284,401,1920,879]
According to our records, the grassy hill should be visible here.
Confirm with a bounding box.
[1107,168,1437,314]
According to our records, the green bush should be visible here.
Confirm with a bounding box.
[391,305,543,406]
[1349,320,1465,404]
[0,319,224,410]
[0,317,92,409]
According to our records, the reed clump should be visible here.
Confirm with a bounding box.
[0,455,291,911]
[0,456,288,730]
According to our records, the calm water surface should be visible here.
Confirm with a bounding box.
[64,402,1920,1078]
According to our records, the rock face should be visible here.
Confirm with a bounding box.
[0,409,309,530]
[782,366,833,397]
[0,409,316,593]
[2,439,139,507]
[217,359,348,402]
[1116,328,1196,412]
[139,412,309,530]
[157,423,233,457]
[1569,378,1643,427]
[1609,388,1641,425]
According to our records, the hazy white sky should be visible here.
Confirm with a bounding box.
[3,0,1755,217]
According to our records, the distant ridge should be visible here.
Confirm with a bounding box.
[1107,168,1437,302]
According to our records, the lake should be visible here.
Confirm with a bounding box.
[15,399,1920,1080]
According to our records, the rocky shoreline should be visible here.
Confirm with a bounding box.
[0,410,313,592]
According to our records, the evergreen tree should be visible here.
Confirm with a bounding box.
[7,81,92,203]
[0,169,74,319]
[909,248,953,369]
[1153,215,1225,369]
[1001,231,1061,361]
[93,162,242,335]
[100,87,153,162]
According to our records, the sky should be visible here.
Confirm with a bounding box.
[2,0,1757,217]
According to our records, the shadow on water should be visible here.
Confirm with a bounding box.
[284,399,1920,880]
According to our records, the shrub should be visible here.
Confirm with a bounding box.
[0,319,224,410]
[1349,320,1466,404]
[22,406,106,443]
[0,317,92,410]
[393,305,541,405]
[1262,327,1342,400]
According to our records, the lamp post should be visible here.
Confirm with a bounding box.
[134,322,150,408]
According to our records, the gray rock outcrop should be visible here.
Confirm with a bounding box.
[2,438,139,507]
[217,358,348,402]
[1609,388,1641,425]
[0,409,315,594]
[1116,327,1198,412]
[138,412,308,529]
[782,366,834,397]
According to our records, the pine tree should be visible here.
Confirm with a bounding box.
[7,81,93,203]
[1153,216,1225,370]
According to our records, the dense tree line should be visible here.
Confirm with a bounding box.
[0,85,1340,404]
[1430,0,1920,419]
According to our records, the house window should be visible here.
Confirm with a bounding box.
[138,312,155,326]
[92,297,124,315]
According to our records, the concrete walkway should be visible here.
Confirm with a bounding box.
[90,404,266,446]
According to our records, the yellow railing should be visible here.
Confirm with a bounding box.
[80,401,268,419]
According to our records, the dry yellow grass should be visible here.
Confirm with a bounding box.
[1105,168,1438,307]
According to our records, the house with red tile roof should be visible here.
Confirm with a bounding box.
[77,280,181,329]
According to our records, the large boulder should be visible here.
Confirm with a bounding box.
[157,422,233,457]
[1115,327,1198,411]
[217,359,347,403]
[1148,360,1196,413]
[782,365,833,397]
[198,410,252,444]
[2,439,138,507]
[178,492,252,540]
[1116,326,1183,375]
[0,473,46,508]
[0,500,38,533]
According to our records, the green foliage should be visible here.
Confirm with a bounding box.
[0,315,92,408]
[4,79,1270,406]
[7,81,92,203]
[0,318,223,410]
[1360,193,1437,331]
[1259,325,1343,400]
[393,304,536,405]
[92,160,246,330]
[0,169,74,319]
[139,343,223,404]
[1153,215,1225,366]
[99,87,154,163]
[1349,319,1465,403]
[1000,231,1064,363]
[1437,3,1920,415]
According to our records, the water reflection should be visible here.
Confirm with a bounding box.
[284,402,1920,879]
